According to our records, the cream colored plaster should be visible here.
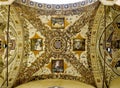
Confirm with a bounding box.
[16,79,95,88]
[0,77,3,87]
[110,77,120,88]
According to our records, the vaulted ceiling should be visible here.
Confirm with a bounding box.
[0,0,120,88]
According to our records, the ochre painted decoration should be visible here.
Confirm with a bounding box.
[30,33,41,39]
[75,34,84,39]
[33,50,39,55]
[74,51,83,56]
[64,19,69,28]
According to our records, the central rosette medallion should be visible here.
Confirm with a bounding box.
[54,39,62,49]
[50,37,66,52]
[45,30,70,55]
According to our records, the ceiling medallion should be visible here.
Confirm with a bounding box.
[50,37,66,53]
[45,30,70,55]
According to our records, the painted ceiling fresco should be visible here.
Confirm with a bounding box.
[0,0,120,88]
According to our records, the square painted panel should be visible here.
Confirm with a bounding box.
[51,60,64,73]
[51,17,65,29]
[31,38,43,51]
[73,39,85,51]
